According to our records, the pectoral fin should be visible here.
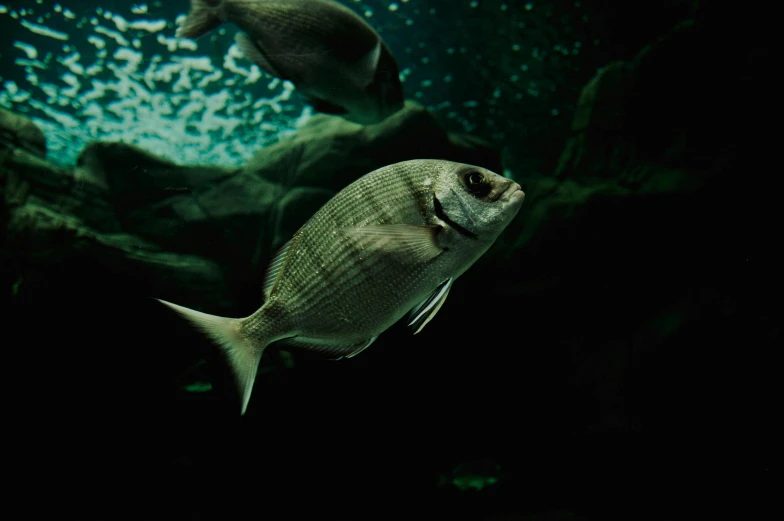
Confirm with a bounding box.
[345,224,445,264]
[407,278,453,334]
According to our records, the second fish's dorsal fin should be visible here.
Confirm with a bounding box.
[262,239,292,299]
[408,278,454,334]
[345,224,445,264]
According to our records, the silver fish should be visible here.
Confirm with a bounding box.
[176,0,404,125]
[158,159,524,414]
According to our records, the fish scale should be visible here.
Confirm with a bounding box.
[157,159,524,414]
[275,163,433,334]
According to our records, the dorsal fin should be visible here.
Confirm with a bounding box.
[262,240,291,299]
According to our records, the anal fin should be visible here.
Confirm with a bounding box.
[277,335,378,360]
[345,336,378,359]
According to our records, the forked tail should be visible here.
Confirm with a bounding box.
[156,299,265,415]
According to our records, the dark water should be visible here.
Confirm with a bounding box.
[0,1,775,519]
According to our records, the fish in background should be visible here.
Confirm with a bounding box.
[157,159,525,415]
[176,0,405,125]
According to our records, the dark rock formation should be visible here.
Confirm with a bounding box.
[0,108,46,159]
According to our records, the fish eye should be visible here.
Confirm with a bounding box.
[464,171,490,197]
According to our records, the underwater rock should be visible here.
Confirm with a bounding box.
[483,11,777,438]
[553,60,631,180]
[554,20,722,194]
[0,114,234,315]
[76,142,235,206]
[67,101,503,268]
[244,101,502,192]
[0,108,46,159]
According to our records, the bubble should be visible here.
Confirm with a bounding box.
[388,3,398,11]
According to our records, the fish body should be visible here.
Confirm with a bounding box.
[158,160,524,414]
[177,0,404,124]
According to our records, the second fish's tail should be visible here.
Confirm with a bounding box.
[175,0,226,40]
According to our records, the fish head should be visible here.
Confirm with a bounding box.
[433,162,525,239]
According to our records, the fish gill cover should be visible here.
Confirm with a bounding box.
[0,0,592,173]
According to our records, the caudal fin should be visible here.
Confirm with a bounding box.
[175,0,224,40]
[156,299,263,415]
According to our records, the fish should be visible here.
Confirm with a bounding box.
[176,0,405,125]
[157,159,525,415]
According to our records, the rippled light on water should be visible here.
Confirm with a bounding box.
[0,2,311,167]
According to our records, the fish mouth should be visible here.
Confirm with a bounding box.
[500,183,524,202]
